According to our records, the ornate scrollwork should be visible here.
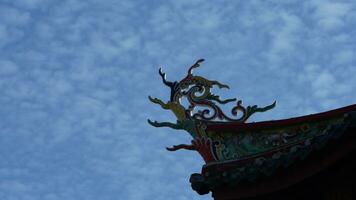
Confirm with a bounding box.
[149,59,276,124]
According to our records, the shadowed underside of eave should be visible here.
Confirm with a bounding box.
[212,125,356,200]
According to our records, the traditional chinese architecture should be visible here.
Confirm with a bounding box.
[148,59,356,200]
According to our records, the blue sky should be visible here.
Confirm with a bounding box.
[0,0,355,199]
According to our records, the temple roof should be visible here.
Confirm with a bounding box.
[147,60,356,199]
[206,104,356,131]
[190,105,356,198]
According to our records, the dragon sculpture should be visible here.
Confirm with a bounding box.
[148,59,276,163]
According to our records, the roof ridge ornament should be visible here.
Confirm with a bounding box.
[147,59,276,155]
[148,59,276,124]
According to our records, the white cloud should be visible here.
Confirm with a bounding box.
[270,13,302,53]
[311,2,352,30]
[0,25,8,40]
[120,35,141,50]
[0,60,18,75]
[312,71,336,98]
[0,6,31,26]
[0,181,31,193]
[7,0,46,10]
[35,23,54,40]
[332,49,354,65]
